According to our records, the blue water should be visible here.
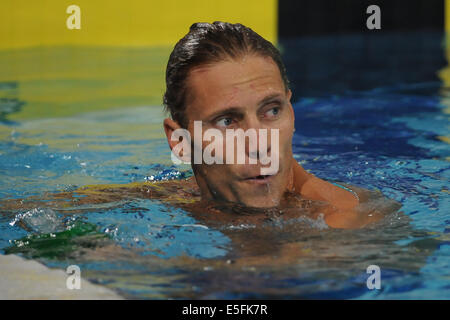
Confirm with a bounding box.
[0,31,449,299]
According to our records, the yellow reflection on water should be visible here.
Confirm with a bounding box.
[0,46,170,121]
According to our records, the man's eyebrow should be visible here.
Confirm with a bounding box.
[206,107,244,121]
[205,93,285,121]
[257,93,284,107]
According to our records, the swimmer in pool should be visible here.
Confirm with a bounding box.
[161,21,384,228]
[0,23,413,275]
[1,22,395,231]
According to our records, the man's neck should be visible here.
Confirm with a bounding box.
[289,158,313,195]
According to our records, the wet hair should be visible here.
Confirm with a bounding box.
[163,21,289,128]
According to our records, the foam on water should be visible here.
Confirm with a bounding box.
[9,208,63,234]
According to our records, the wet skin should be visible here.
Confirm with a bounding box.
[163,54,383,228]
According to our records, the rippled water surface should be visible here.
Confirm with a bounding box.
[0,32,449,299]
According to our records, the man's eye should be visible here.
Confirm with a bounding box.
[216,117,233,127]
[264,107,281,118]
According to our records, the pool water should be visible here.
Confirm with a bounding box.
[0,31,449,299]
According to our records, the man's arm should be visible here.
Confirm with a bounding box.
[300,175,360,210]
[291,160,385,229]
[292,160,359,210]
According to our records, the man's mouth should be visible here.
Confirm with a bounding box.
[243,174,275,184]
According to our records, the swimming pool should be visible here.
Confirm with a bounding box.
[0,31,449,299]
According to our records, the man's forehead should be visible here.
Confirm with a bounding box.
[185,55,285,112]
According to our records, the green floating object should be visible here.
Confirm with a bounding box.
[5,220,109,260]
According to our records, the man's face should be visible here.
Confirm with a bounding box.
[181,54,295,208]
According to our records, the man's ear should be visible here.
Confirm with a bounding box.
[164,118,192,164]
[163,118,183,151]
[287,89,292,102]
[286,89,295,119]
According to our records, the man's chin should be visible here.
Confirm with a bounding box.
[236,193,282,209]
[232,176,284,208]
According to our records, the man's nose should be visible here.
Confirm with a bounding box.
[244,116,271,161]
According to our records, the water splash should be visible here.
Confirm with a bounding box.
[9,208,63,234]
